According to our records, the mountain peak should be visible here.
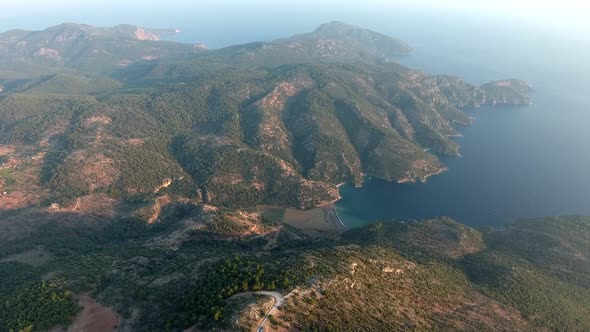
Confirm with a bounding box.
[313,21,359,35]
[303,21,413,55]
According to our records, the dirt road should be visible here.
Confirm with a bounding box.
[253,291,284,332]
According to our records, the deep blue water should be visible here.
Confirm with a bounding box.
[158,10,590,229]
[60,5,585,229]
[336,20,590,228]
[3,4,589,229]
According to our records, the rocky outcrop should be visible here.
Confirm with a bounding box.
[133,27,160,41]
[479,79,533,106]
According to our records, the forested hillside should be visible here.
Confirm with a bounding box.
[0,21,548,332]
[0,29,531,209]
[1,210,588,331]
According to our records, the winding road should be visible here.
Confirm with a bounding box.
[253,291,284,332]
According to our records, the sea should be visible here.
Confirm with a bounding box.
[3,3,589,229]
[334,11,590,229]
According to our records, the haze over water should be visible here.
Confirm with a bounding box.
[336,14,590,228]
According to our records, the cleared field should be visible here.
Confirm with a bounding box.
[259,204,344,234]
[0,145,15,156]
[282,206,334,232]
[67,295,120,332]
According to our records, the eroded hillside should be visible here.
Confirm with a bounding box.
[0,63,530,212]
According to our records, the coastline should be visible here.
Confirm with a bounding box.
[326,202,348,233]
[272,201,348,234]
[397,166,449,184]
[421,167,449,182]
[329,165,449,228]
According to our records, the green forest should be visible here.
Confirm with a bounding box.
[1,215,590,331]
[0,20,558,332]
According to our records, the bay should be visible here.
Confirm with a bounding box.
[336,17,590,228]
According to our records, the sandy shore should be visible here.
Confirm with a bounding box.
[273,203,348,234]
[326,202,348,232]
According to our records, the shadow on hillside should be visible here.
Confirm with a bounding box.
[0,200,202,258]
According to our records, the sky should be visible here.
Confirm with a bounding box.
[1,0,588,25]
[0,0,588,46]
[411,0,588,27]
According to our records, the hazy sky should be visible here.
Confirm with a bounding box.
[1,0,587,26]
[1,0,588,45]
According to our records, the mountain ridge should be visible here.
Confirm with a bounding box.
[2,21,582,332]
[0,22,531,212]
[0,23,205,77]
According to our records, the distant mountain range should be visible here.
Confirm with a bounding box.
[0,23,203,76]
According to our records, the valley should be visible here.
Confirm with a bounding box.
[1,20,586,332]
